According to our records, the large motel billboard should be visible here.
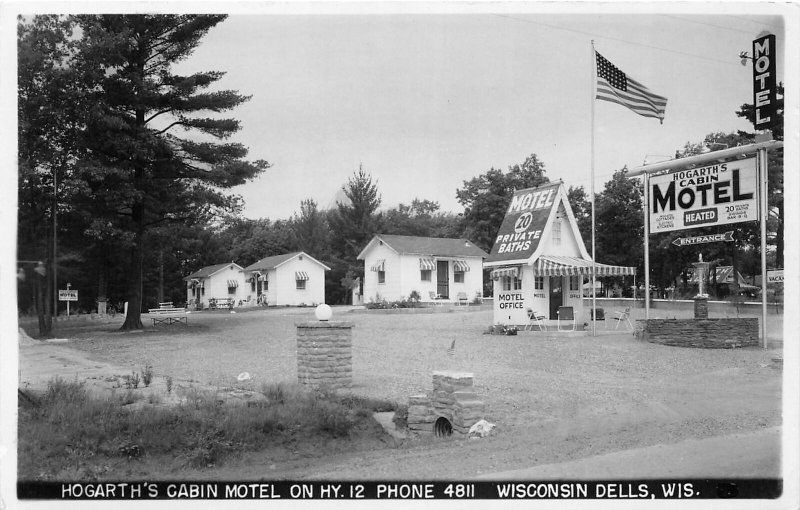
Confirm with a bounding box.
[649,157,759,234]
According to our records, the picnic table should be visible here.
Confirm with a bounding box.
[148,302,188,326]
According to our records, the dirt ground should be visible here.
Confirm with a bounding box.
[16,305,784,480]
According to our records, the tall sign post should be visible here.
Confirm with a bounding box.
[58,283,78,317]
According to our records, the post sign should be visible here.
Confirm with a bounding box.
[58,289,78,301]
[767,269,784,284]
[671,231,734,247]
[752,33,777,131]
[649,157,758,233]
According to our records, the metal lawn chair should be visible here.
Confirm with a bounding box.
[557,306,576,331]
[525,308,547,331]
[612,307,633,330]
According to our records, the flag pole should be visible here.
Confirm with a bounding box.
[590,40,597,337]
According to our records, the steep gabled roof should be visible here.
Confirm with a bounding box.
[184,262,242,281]
[242,251,331,272]
[357,234,488,260]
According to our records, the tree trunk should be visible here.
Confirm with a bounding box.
[158,249,164,303]
[120,203,144,330]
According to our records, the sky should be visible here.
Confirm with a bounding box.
[157,4,790,221]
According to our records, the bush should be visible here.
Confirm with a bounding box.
[484,324,518,335]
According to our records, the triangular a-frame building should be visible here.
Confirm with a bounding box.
[485,181,635,327]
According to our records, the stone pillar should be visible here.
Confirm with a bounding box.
[693,296,709,319]
[296,321,353,389]
[431,371,485,435]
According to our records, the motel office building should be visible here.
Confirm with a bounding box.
[485,182,635,327]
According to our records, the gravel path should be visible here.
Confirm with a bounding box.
[18,305,784,479]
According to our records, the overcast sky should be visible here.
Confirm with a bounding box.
[161,5,788,221]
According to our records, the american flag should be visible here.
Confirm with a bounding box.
[595,51,667,124]
[447,339,456,357]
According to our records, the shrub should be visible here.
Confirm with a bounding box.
[141,364,153,388]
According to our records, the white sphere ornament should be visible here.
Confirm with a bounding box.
[315,304,333,321]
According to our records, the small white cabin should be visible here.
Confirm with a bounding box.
[184,262,246,309]
[241,251,330,306]
[357,234,487,304]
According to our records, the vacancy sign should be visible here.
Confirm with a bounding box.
[649,157,758,234]
[58,289,78,301]
[767,269,784,284]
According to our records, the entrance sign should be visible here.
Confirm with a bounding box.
[671,231,734,247]
[649,157,758,233]
[766,269,783,284]
[752,33,777,131]
[58,289,78,301]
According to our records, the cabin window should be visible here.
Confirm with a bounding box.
[534,276,544,290]
[296,279,306,290]
[420,269,432,281]
[570,276,581,291]
[378,270,386,284]
[454,270,465,283]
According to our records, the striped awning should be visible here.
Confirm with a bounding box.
[453,260,470,272]
[534,256,636,276]
[419,258,436,271]
[295,271,309,281]
[370,259,385,272]
[227,279,238,287]
[490,266,520,279]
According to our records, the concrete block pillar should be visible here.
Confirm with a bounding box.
[693,296,709,319]
[296,321,353,389]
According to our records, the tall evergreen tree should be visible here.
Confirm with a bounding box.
[74,15,269,329]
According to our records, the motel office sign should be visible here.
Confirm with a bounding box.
[649,157,758,234]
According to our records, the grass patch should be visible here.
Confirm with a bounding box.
[19,379,395,480]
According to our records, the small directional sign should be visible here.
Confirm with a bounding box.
[671,231,734,247]
[58,289,78,301]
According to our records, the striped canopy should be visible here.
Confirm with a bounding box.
[419,258,436,271]
[534,256,636,277]
[370,259,385,272]
[453,260,470,272]
[226,279,238,287]
[295,271,309,281]
[490,266,520,279]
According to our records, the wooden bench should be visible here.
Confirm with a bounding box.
[148,303,188,326]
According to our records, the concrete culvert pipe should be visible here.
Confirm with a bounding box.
[434,417,453,437]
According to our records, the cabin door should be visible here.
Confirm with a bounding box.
[549,276,563,319]
[437,261,449,299]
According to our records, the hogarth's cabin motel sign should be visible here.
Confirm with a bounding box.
[649,157,759,234]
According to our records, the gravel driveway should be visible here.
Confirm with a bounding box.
[18,305,784,479]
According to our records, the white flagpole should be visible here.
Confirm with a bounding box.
[590,41,597,337]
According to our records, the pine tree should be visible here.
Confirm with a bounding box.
[74,15,269,329]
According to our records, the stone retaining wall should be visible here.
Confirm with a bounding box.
[641,318,759,348]
[296,321,353,389]
[407,371,485,436]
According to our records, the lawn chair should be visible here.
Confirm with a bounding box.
[612,307,633,330]
[591,307,607,329]
[525,309,547,331]
[429,291,444,305]
[557,306,576,331]
[457,292,469,306]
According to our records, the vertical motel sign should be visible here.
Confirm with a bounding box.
[752,33,777,131]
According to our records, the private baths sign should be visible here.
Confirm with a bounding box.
[649,157,759,233]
